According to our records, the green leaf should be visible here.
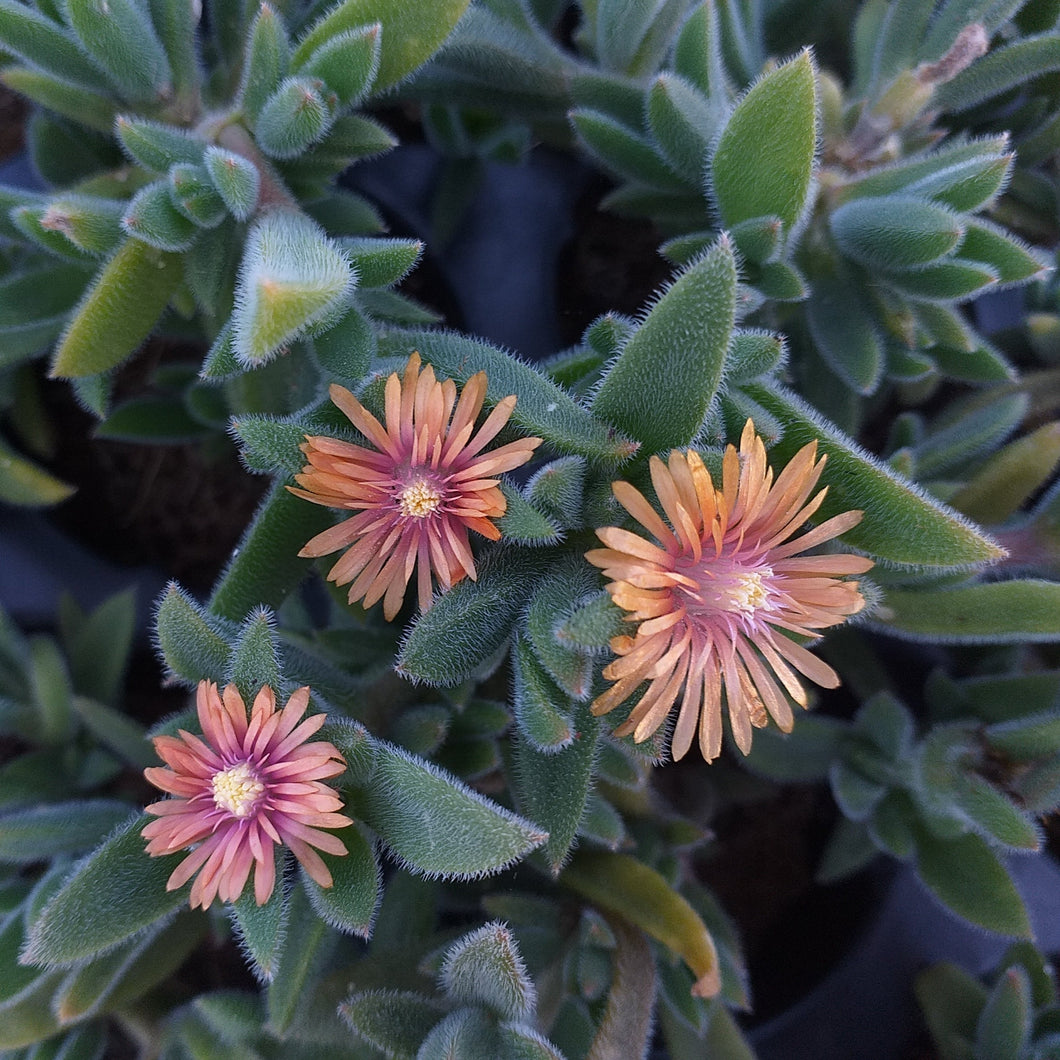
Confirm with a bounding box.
[526,456,587,530]
[0,800,131,863]
[209,481,334,622]
[339,990,443,1059]
[64,0,171,102]
[904,154,1012,213]
[312,303,375,383]
[936,33,1060,113]
[240,2,290,127]
[337,236,423,289]
[914,393,1026,479]
[291,0,470,91]
[512,637,573,751]
[975,967,1031,1060]
[831,196,964,271]
[915,962,986,1060]
[0,0,109,89]
[376,329,636,464]
[805,273,884,395]
[646,73,715,186]
[0,66,117,133]
[232,210,353,365]
[360,740,547,879]
[115,117,204,172]
[49,239,183,379]
[265,882,328,1034]
[227,607,282,701]
[397,548,547,685]
[300,823,379,938]
[96,395,212,443]
[59,589,135,705]
[149,0,199,112]
[743,383,1005,571]
[959,221,1045,285]
[496,482,562,546]
[72,695,153,769]
[570,108,688,191]
[21,814,189,967]
[0,437,76,507]
[591,237,736,452]
[418,1007,500,1059]
[553,591,623,653]
[169,164,227,228]
[711,50,817,230]
[883,259,997,302]
[255,75,335,159]
[29,634,73,743]
[203,148,261,221]
[742,716,843,782]
[441,921,536,1021]
[727,329,786,385]
[155,582,232,684]
[561,850,720,998]
[28,196,124,258]
[230,878,287,982]
[912,825,1030,937]
[301,23,380,105]
[497,1024,566,1060]
[875,580,1060,643]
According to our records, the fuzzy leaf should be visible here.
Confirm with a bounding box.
[570,108,688,191]
[203,148,261,221]
[169,164,227,228]
[711,50,817,230]
[0,0,108,88]
[805,273,884,395]
[265,882,327,1033]
[96,395,212,443]
[0,800,131,863]
[883,259,997,301]
[21,814,188,967]
[904,154,1012,213]
[936,33,1060,113]
[512,702,597,873]
[591,237,736,452]
[240,2,290,126]
[50,238,183,378]
[231,878,287,982]
[913,826,1030,937]
[340,990,442,1059]
[300,823,380,938]
[0,437,76,506]
[359,740,546,879]
[228,608,282,700]
[875,580,1060,643]
[497,482,563,545]
[916,962,986,1059]
[727,329,785,384]
[32,196,124,257]
[0,66,117,133]
[441,921,536,1021]
[255,75,335,159]
[418,1008,500,1059]
[959,221,1045,285]
[64,0,172,102]
[526,456,587,529]
[312,303,374,382]
[511,637,574,753]
[115,117,204,172]
[291,0,469,92]
[744,383,1005,571]
[155,584,231,685]
[337,236,423,289]
[232,210,353,365]
[646,72,715,186]
[376,329,635,465]
[301,23,380,105]
[561,850,720,998]
[832,196,964,270]
[397,549,546,685]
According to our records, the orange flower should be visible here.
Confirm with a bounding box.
[290,353,542,620]
[143,681,351,909]
[586,421,873,762]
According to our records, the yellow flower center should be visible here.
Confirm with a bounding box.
[724,569,772,614]
[212,762,264,818]
[398,479,442,518]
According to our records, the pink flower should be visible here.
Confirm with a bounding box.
[289,352,542,620]
[143,681,352,910]
[586,421,873,762]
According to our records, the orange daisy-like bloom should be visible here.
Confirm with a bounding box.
[586,421,874,763]
[289,352,542,620]
[142,681,352,910]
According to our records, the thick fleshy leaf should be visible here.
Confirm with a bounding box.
[228,607,282,700]
[203,148,261,221]
[231,877,287,982]
[265,882,327,1033]
[49,239,182,379]
[875,581,1060,643]
[397,548,548,686]
[291,0,470,91]
[0,66,116,133]
[561,850,720,998]
[913,825,1030,937]
[936,33,1060,113]
[0,800,132,863]
[301,23,380,105]
[441,921,536,1021]
[418,1007,500,1059]
[915,962,986,1059]
[0,437,75,507]
[300,823,380,938]
[497,482,562,545]
[96,395,212,443]
[359,740,546,879]
[155,582,232,684]
[0,0,109,89]
[239,2,290,126]
[804,273,884,394]
[831,196,964,271]
[511,638,574,753]
[744,383,1005,570]
[570,108,689,191]
[376,329,636,464]
[115,117,204,172]
[512,703,598,873]
[340,989,443,1058]
[591,237,736,452]
[255,75,335,159]
[711,50,817,230]
[21,814,188,967]
[232,210,353,365]
[646,73,715,185]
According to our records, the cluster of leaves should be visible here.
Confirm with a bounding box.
[0,0,1059,1057]
[917,941,1060,1060]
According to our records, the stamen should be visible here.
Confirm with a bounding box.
[212,762,265,818]
[398,479,442,518]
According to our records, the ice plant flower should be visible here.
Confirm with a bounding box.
[289,352,542,620]
[142,681,352,910]
[586,421,874,762]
